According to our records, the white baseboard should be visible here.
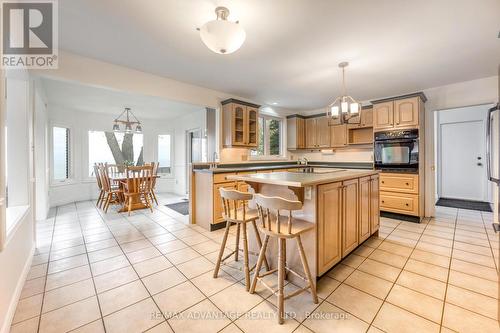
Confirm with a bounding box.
[0,245,35,333]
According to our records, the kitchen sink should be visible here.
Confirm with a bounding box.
[291,167,347,174]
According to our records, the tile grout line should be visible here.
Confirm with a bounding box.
[73,202,108,333]
[35,207,58,333]
[437,208,458,333]
[90,203,174,332]
[302,219,404,332]
[365,217,440,331]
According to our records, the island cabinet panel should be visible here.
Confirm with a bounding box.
[359,177,371,243]
[370,175,380,232]
[317,182,343,276]
[213,182,238,223]
[342,178,359,257]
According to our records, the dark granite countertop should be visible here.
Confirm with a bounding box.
[193,161,373,174]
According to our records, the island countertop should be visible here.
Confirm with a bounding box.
[227,169,379,187]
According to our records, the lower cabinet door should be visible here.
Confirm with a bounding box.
[317,182,343,275]
[370,175,380,232]
[213,182,237,223]
[359,177,371,243]
[342,179,359,257]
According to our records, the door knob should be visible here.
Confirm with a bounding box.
[477,163,483,166]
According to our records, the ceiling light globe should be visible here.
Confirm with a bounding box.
[199,20,246,54]
[112,123,120,132]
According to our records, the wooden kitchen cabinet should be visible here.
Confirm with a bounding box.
[317,182,343,275]
[380,173,419,194]
[305,118,316,148]
[347,107,373,128]
[370,175,380,233]
[373,101,394,130]
[305,116,330,148]
[316,116,331,148]
[359,176,371,243]
[330,124,347,147]
[373,94,425,130]
[213,182,238,223]
[394,97,419,128]
[342,178,359,257]
[287,116,306,150]
[222,99,260,148]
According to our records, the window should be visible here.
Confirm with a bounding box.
[88,130,144,177]
[251,115,283,158]
[53,127,70,181]
[157,134,172,175]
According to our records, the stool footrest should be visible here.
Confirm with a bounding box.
[285,266,307,282]
[259,268,278,277]
[284,286,312,300]
[256,278,279,297]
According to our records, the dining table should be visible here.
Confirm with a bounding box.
[108,174,159,213]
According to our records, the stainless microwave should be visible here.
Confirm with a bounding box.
[374,129,419,172]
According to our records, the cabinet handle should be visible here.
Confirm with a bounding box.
[381,181,385,184]
[381,200,385,203]
[405,203,409,206]
[405,182,409,186]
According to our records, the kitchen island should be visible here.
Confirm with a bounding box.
[226,168,380,281]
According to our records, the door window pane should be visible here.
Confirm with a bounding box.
[53,127,70,180]
[158,134,172,174]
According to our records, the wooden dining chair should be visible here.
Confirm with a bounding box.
[99,164,123,213]
[94,163,104,208]
[149,162,159,205]
[250,194,318,324]
[122,165,154,216]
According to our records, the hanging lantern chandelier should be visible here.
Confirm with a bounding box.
[327,62,362,124]
[112,107,142,133]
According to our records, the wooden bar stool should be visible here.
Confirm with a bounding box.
[213,188,270,291]
[250,194,318,324]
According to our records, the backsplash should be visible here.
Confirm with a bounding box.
[289,149,373,163]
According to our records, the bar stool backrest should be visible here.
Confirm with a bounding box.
[219,188,253,221]
[254,194,302,235]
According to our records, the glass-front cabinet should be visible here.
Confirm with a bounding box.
[222,99,260,148]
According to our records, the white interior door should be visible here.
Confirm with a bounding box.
[441,120,486,201]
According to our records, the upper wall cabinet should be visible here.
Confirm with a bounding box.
[372,94,426,131]
[306,116,330,149]
[287,116,306,150]
[347,107,373,128]
[222,99,260,148]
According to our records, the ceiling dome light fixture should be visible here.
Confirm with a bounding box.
[327,62,362,124]
[198,6,246,54]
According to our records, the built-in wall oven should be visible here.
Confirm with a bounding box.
[374,129,419,172]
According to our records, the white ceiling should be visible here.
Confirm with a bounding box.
[42,78,204,119]
[59,0,500,110]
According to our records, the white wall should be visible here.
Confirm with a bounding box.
[423,75,499,216]
[34,81,49,220]
[0,71,36,333]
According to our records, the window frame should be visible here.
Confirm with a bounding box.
[250,114,286,160]
[156,133,174,178]
[85,129,146,180]
[50,123,74,186]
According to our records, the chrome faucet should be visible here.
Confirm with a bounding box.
[298,157,309,165]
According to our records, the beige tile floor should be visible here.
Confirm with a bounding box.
[10,194,500,333]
